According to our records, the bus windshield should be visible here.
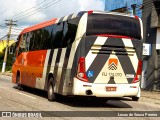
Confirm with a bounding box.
[86,13,141,40]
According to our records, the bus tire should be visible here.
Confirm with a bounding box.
[47,77,56,101]
[132,97,139,101]
[16,74,23,90]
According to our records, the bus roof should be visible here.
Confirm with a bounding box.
[20,18,57,35]
[19,11,87,35]
[20,10,136,35]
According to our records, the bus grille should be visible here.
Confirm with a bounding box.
[91,45,135,56]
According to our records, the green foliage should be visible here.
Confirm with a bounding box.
[0,52,3,71]
[0,48,14,72]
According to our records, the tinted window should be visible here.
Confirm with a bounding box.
[62,18,79,48]
[86,13,141,40]
[24,18,79,51]
[53,22,63,48]
[29,31,36,51]
[42,26,52,49]
[18,34,28,55]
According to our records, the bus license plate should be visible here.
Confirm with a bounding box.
[106,87,117,91]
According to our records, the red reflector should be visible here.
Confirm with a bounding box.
[88,10,93,14]
[135,15,139,19]
[132,77,139,83]
[132,60,143,83]
[77,57,89,82]
[96,34,134,39]
[78,57,85,72]
[137,60,142,75]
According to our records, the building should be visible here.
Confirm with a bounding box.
[142,0,160,91]
[105,0,143,18]
[0,40,15,53]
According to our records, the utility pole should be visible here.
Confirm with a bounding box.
[1,19,17,73]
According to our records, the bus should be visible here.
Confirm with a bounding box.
[12,10,143,102]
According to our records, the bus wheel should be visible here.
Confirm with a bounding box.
[16,75,23,90]
[47,77,56,101]
[132,97,139,101]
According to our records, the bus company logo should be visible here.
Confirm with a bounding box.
[108,58,118,70]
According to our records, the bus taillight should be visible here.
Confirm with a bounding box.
[77,57,89,82]
[135,15,139,19]
[88,10,93,14]
[132,60,143,83]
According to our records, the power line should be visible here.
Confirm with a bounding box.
[16,0,62,21]
[0,0,48,26]
[0,24,7,28]
[11,27,24,30]
[0,35,7,41]
[12,0,55,20]
[11,0,47,19]
[0,0,61,26]
[0,0,61,38]
[0,0,62,33]
[0,34,18,41]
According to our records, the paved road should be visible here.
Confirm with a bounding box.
[0,75,160,120]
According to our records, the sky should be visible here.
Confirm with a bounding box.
[0,0,105,40]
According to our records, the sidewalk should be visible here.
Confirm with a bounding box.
[140,90,160,105]
[0,71,12,77]
[0,72,160,105]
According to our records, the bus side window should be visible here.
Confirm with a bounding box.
[62,21,69,48]
[9,42,16,54]
[29,31,35,51]
[26,33,30,51]
[53,22,63,48]
[15,35,21,56]
[62,18,78,48]
[42,26,51,50]
[18,33,28,55]
[50,25,57,49]
[34,29,43,50]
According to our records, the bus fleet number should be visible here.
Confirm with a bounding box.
[102,72,122,77]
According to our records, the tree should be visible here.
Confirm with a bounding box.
[0,48,14,72]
